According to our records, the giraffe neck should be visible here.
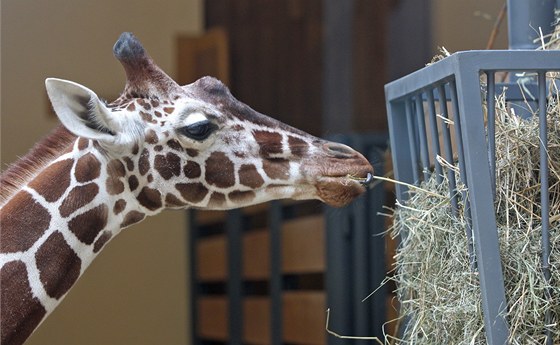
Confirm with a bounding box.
[0,134,153,345]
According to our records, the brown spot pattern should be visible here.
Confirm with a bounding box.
[186,148,199,157]
[77,137,89,150]
[128,175,139,191]
[263,158,290,180]
[107,159,126,178]
[145,130,158,144]
[75,154,101,183]
[126,103,136,111]
[167,139,183,152]
[132,143,140,155]
[205,152,235,188]
[239,164,265,188]
[154,145,163,152]
[113,199,127,214]
[1,261,46,345]
[208,192,226,207]
[228,190,256,204]
[253,130,284,157]
[154,152,181,180]
[106,176,125,195]
[163,107,174,114]
[183,161,201,179]
[176,182,209,203]
[137,187,162,211]
[140,111,157,124]
[120,210,146,228]
[59,183,99,218]
[165,193,188,207]
[123,157,134,171]
[138,148,150,176]
[68,205,108,244]
[35,231,81,299]
[28,159,73,202]
[288,136,309,157]
[93,231,112,253]
[1,191,51,253]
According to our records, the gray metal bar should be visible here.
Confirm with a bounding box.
[227,210,243,345]
[326,204,352,345]
[322,0,354,134]
[436,84,459,216]
[387,100,415,202]
[269,201,283,345]
[367,145,387,339]
[487,72,497,198]
[455,65,509,345]
[426,89,443,183]
[351,138,371,341]
[537,71,552,345]
[415,95,431,181]
[449,80,476,269]
[507,0,555,50]
[385,51,560,101]
[188,210,201,345]
[405,98,420,183]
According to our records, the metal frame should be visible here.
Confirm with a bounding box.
[385,50,560,345]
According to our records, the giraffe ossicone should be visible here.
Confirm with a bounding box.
[0,32,373,345]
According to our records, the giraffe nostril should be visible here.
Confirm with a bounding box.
[324,143,356,158]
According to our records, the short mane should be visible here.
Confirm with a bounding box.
[0,125,77,206]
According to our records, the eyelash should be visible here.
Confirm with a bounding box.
[179,120,218,141]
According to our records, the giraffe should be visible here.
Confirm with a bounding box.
[0,32,373,345]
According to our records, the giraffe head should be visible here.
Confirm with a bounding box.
[46,32,373,212]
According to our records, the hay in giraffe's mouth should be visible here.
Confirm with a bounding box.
[346,172,374,186]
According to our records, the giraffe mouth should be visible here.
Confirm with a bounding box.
[346,172,374,187]
[315,171,373,208]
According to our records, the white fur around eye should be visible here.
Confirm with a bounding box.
[184,112,208,126]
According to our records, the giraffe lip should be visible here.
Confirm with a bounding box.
[347,172,374,186]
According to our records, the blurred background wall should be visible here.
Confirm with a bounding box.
[1,0,201,344]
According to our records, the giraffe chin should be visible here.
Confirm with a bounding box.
[315,176,368,208]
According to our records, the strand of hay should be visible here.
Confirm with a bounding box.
[390,90,560,344]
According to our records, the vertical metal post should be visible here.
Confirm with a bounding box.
[426,89,443,183]
[322,0,354,134]
[487,72,497,198]
[538,71,552,345]
[386,99,415,202]
[415,95,431,182]
[227,210,243,345]
[449,80,476,269]
[269,202,283,345]
[507,0,555,50]
[456,65,509,345]
[507,0,554,118]
[405,99,420,183]
[436,84,459,216]
[188,210,201,345]
[325,204,352,345]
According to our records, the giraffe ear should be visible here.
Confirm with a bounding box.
[45,78,119,141]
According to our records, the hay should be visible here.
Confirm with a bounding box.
[390,89,560,344]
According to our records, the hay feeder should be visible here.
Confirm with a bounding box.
[384,50,560,344]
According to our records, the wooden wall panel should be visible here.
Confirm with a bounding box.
[206,0,323,136]
[196,235,227,281]
[283,291,326,345]
[282,215,325,274]
[198,296,228,340]
[243,230,270,280]
[243,297,271,344]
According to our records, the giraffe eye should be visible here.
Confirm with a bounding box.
[179,120,217,141]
